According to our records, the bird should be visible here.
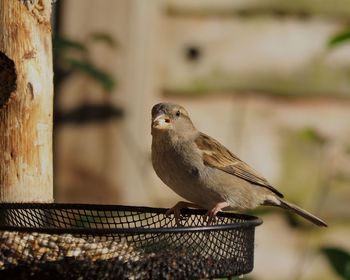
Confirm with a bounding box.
[151,102,327,227]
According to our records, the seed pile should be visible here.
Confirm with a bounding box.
[0,231,245,279]
[0,231,142,270]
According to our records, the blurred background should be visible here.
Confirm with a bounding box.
[52,1,350,279]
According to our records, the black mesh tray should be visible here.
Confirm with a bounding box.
[0,203,262,279]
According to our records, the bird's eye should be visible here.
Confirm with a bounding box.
[175,110,181,117]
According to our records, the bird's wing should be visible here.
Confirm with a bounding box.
[195,133,284,198]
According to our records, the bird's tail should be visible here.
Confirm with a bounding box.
[265,197,327,227]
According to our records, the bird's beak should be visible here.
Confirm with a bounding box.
[152,114,171,129]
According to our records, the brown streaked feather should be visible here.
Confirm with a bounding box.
[195,133,284,198]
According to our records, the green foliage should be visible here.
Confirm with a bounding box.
[324,31,350,280]
[54,32,117,92]
[297,127,327,145]
[321,247,350,279]
[53,36,87,54]
[88,32,118,49]
[328,30,350,48]
[67,59,116,92]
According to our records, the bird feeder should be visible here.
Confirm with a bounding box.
[0,203,261,279]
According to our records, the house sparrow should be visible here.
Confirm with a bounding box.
[151,102,327,227]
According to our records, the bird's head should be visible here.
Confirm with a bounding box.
[151,102,196,137]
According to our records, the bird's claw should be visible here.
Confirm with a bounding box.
[165,201,202,226]
[205,210,218,225]
[205,202,230,225]
[165,206,184,226]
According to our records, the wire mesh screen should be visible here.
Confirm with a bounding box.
[0,203,262,279]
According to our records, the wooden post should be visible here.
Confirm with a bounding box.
[0,0,53,202]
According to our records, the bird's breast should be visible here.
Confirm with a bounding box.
[151,137,224,208]
[152,139,199,185]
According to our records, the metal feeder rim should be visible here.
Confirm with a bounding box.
[0,203,263,234]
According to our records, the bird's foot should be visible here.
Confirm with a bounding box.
[205,202,230,225]
[166,201,201,226]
